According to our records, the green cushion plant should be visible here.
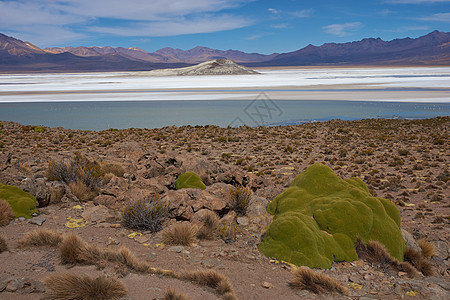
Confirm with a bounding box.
[175,171,206,190]
[258,163,404,268]
[0,183,38,219]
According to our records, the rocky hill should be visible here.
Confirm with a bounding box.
[146,59,259,76]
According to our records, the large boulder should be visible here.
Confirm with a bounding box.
[258,163,404,269]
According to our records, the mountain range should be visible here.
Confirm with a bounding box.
[1,31,449,72]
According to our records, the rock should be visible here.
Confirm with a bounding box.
[107,237,120,245]
[29,217,46,226]
[201,259,226,269]
[81,205,115,224]
[6,278,24,292]
[237,216,249,226]
[221,211,236,225]
[261,281,274,289]
[434,240,449,259]
[93,194,120,210]
[168,246,184,253]
[16,217,26,222]
[401,228,421,252]
[134,235,149,244]
[247,196,269,217]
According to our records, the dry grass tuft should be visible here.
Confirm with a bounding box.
[289,266,349,295]
[44,273,127,300]
[0,199,14,226]
[69,181,97,202]
[179,269,235,299]
[399,261,420,278]
[162,222,198,246]
[102,162,125,177]
[418,238,435,258]
[59,234,104,265]
[228,185,251,215]
[164,288,191,300]
[196,210,220,240]
[355,238,394,269]
[0,235,8,253]
[18,229,63,248]
[404,247,435,276]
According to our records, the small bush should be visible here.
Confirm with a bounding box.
[121,195,169,233]
[228,186,251,215]
[69,181,97,202]
[18,229,63,248]
[0,235,8,253]
[162,223,198,246]
[48,152,105,190]
[0,199,14,226]
[289,267,348,295]
[217,223,240,243]
[197,210,220,240]
[44,273,127,300]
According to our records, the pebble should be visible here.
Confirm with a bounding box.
[261,281,274,289]
[168,246,184,253]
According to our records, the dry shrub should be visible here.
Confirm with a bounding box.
[44,273,127,300]
[164,288,191,300]
[217,223,240,243]
[404,247,435,276]
[49,186,65,204]
[162,223,198,246]
[356,238,419,278]
[121,195,169,233]
[0,199,14,226]
[18,229,63,248]
[0,235,8,253]
[418,238,435,258]
[228,186,251,215]
[102,162,125,177]
[68,181,97,202]
[356,238,394,269]
[289,266,349,295]
[196,211,220,240]
[179,269,235,299]
[59,234,104,265]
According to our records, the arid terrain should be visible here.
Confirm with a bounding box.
[0,117,448,299]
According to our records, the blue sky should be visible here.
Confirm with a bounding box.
[1,0,450,54]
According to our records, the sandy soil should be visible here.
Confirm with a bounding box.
[0,117,449,299]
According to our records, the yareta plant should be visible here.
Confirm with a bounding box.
[258,163,404,268]
[175,171,206,190]
[0,183,38,219]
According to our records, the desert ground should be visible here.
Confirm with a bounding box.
[0,117,448,299]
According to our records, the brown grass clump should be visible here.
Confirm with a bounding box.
[59,234,104,265]
[356,238,420,278]
[404,247,435,276]
[179,269,235,299]
[289,267,349,295]
[162,223,198,246]
[0,235,8,253]
[0,199,14,226]
[102,162,125,177]
[418,238,435,258]
[196,210,220,240]
[18,229,63,248]
[164,288,191,300]
[44,273,127,300]
[68,181,97,202]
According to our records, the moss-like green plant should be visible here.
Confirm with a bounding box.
[0,183,38,219]
[258,163,404,269]
[175,171,206,190]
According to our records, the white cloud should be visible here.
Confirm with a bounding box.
[268,8,279,14]
[323,22,363,37]
[0,0,253,45]
[419,12,450,22]
[268,8,313,18]
[88,15,253,37]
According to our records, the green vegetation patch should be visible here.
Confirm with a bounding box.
[258,163,404,268]
[175,171,206,190]
[0,183,38,218]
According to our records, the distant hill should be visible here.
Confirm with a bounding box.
[145,59,259,76]
[0,31,449,73]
